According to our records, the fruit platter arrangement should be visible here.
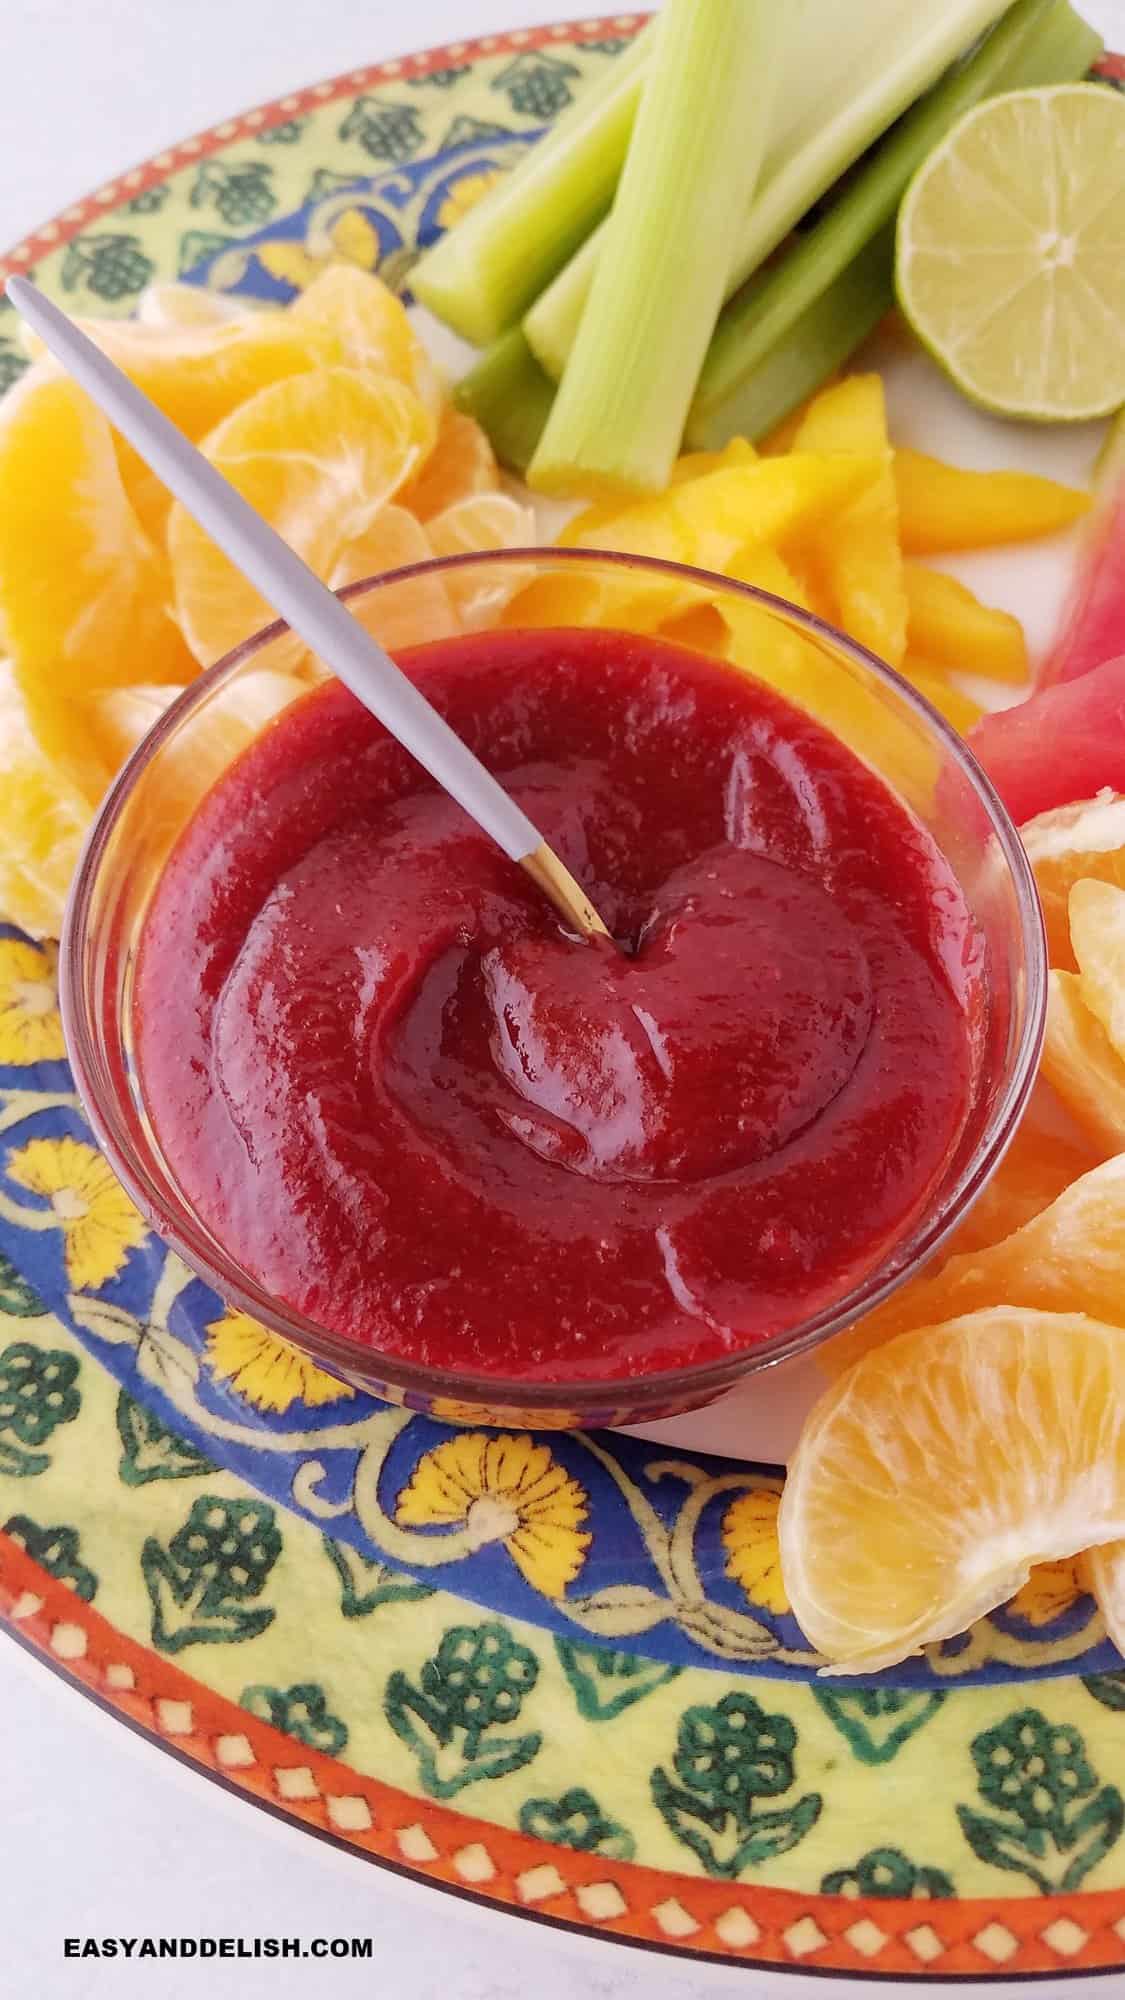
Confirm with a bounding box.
[3,0,1125,1981]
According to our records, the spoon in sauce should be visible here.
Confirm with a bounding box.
[5,274,612,945]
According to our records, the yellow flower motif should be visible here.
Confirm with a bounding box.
[205,1309,355,1415]
[396,1432,591,1597]
[437,168,505,233]
[1008,1557,1087,1627]
[6,1135,147,1288]
[722,1485,789,1615]
[428,1395,580,1431]
[0,939,65,1065]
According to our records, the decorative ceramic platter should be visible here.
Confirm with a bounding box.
[3,18,1125,1984]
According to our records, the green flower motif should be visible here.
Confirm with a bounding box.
[0,1342,80,1478]
[0,1255,45,1318]
[3,1514,97,1600]
[653,1693,821,1879]
[116,1390,218,1486]
[555,1638,680,1721]
[126,185,169,215]
[958,1706,1124,1893]
[61,233,154,302]
[1084,1673,1125,1712]
[190,160,276,228]
[0,338,30,396]
[338,96,425,162]
[813,1687,946,1765]
[241,1681,347,1756]
[386,1620,542,1799]
[519,1786,635,1861]
[257,119,307,144]
[974,1712,1096,1826]
[142,1496,281,1653]
[821,1846,954,1900]
[177,230,237,276]
[407,66,471,90]
[491,52,579,121]
[322,1536,434,1618]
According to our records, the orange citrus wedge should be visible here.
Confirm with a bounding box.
[399,406,498,519]
[1021,792,1125,971]
[0,365,191,702]
[0,664,94,939]
[779,1308,1125,1672]
[1042,970,1125,1153]
[1068,878,1125,1058]
[167,367,437,666]
[823,1152,1125,1374]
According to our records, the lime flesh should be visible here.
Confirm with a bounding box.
[896,84,1125,422]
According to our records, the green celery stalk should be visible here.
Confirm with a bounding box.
[524,0,1012,381]
[409,25,652,347]
[452,327,556,475]
[686,0,1102,447]
[528,0,779,497]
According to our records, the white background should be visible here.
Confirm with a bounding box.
[2,1,1125,1995]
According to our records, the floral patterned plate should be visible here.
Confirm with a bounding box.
[3,19,1125,1986]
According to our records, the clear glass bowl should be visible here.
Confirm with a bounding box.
[61,549,1046,1429]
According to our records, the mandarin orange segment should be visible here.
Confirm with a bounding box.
[288,265,444,423]
[0,365,191,700]
[1069,878,1125,1060]
[779,1308,1125,1671]
[1041,969,1125,1154]
[399,406,498,519]
[426,493,535,558]
[167,367,437,667]
[824,1152,1125,1376]
[1021,792,1125,971]
[941,1077,1105,1260]
[328,505,455,653]
[0,664,94,939]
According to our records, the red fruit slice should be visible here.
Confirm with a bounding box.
[969,654,1125,825]
[1041,411,1125,688]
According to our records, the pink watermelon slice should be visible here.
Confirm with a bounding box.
[1041,409,1125,687]
[969,653,1125,826]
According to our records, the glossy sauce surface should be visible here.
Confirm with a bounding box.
[135,628,980,1382]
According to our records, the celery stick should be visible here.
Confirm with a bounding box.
[529,0,779,497]
[525,0,1011,381]
[409,26,651,348]
[687,0,1101,448]
[453,328,555,476]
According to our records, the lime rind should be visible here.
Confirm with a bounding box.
[896,84,1125,423]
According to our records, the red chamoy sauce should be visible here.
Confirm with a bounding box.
[134,628,981,1383]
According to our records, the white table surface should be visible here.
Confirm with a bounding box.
[3,2,1124,1995]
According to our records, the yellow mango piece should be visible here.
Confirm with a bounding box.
[562,453,880,573]
[758,376,843,456]
[725,544,812,611]
[792,375,907,668]
[670,437,756,484]
[898,656,984,734]
[893,449,1090,554]
[903,561,1028,683]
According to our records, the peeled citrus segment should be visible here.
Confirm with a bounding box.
[288,265,443,422]
[1086,1542,1125,1655]
[826,1152,1125,1376]
[779,1308,1125,1673]
[0,663,94,939]
[426,493,534,558]
[1042,968,1125,1153]
[897,85,1125,423]
[0,365,191,699]
[399,406,498,519]
[135,282,253,328]
[943,1076,1105,1261]
[168,367,436,666]
[1069,878,1125,1059]
[327,505,455,652]
[1022,792,1125,971]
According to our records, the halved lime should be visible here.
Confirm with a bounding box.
[896,84,1125,422]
